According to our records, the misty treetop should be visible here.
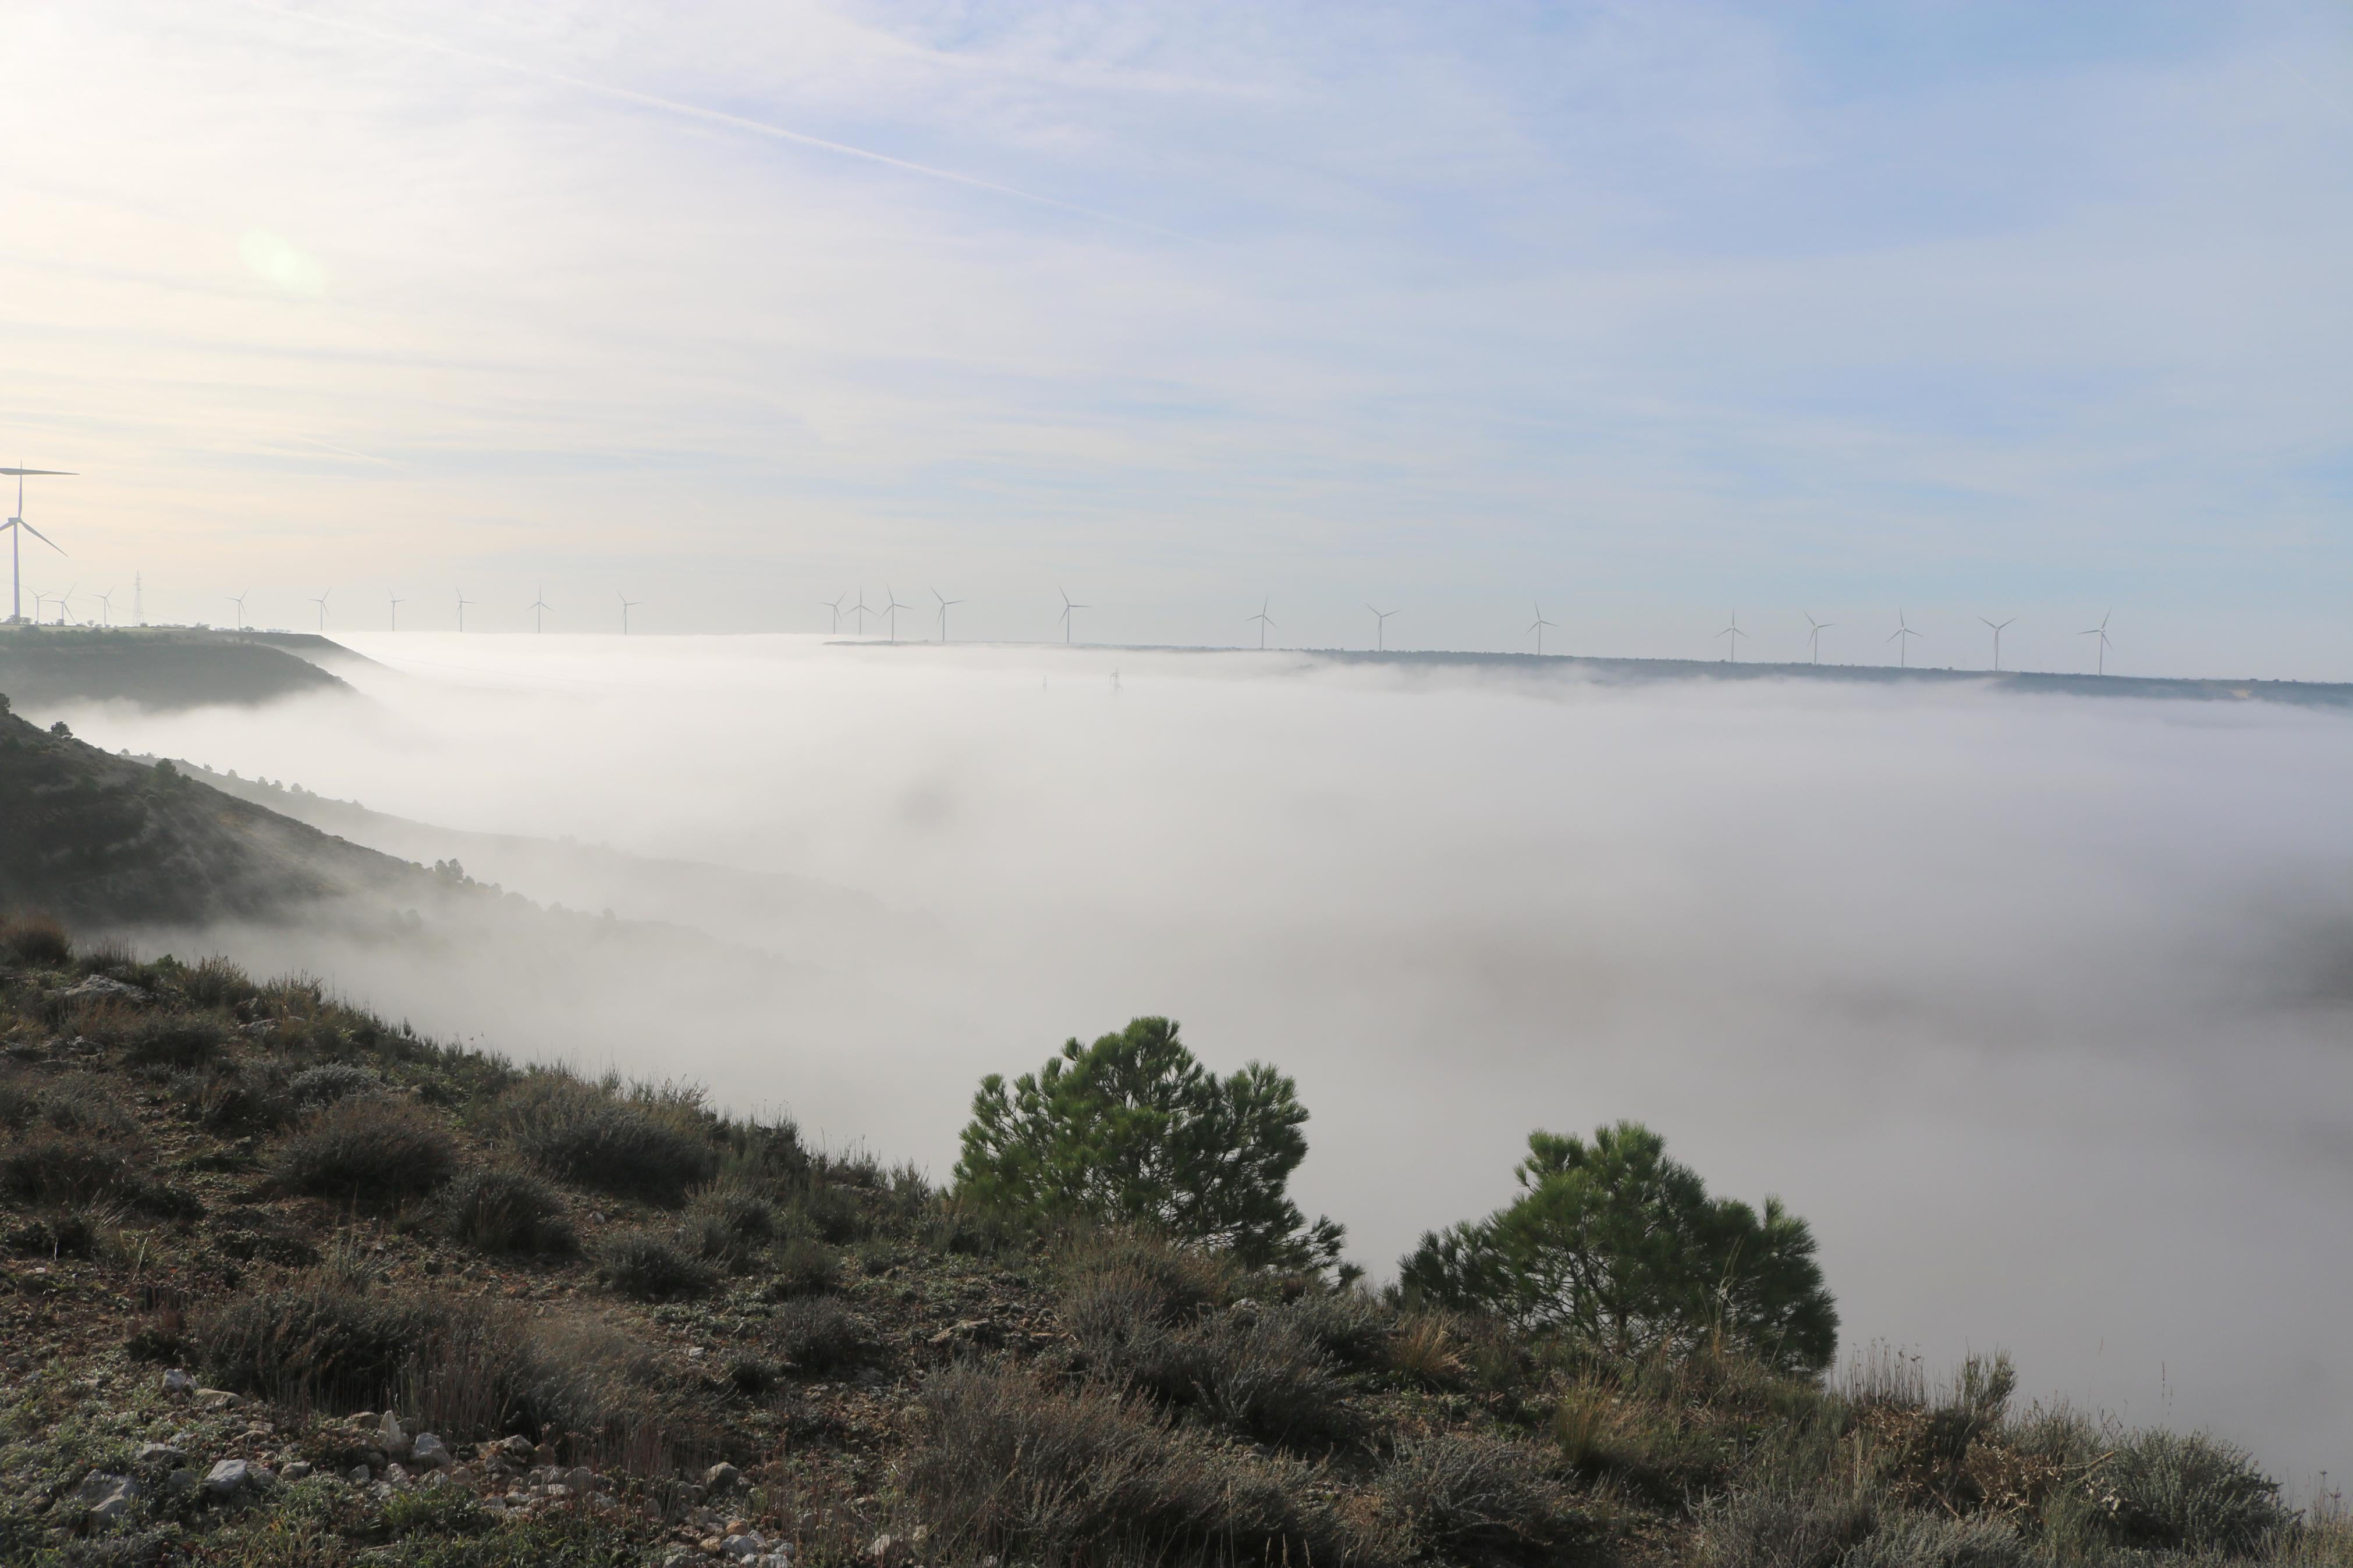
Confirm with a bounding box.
[953,1015,1346,1273]
[1400,1119,1838,1375]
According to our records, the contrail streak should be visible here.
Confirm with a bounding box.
[232,1,1186,240]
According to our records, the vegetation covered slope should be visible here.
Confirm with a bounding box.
[0,629,353,712]
[2,912,2346,1568]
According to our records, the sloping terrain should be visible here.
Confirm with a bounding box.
[0,629,353,713]
[1,915,2346,1567]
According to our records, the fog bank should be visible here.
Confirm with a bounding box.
[47,633,2353,1491]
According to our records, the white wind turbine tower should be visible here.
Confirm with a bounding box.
[309,589,331,631]
[2080,611,2114,675]
[1718,610,1747,662]
[619,592,641,635]
[1246,596,1276,650]
[2,465,74,624]
[846,588,873,635]
[456,589,475,632]
[1981,616,2017,672]
[389,590,404,630]
[1057,588,1088,645]
[1528,602,1559,655]
[878,586,913,642]
[1887,609,1922,668]
[1368,604,1397,650]
[94,588,113,626]
[932,587,964,642]
[52,584,77,626]
[819,593,846,633]
[1804,611,1833,663]
[529,586,553,633]
[226,591,249,631]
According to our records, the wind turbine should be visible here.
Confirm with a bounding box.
[29,586,51,624]
[819,593,846,633]
[846,588,872,635]
[1804,611,1832,664]
[529,586,552,633]
[879,586,913,642]
[456,589,475,632]
[1057,588,1088,645]
[2,466,74,625]
[619,592,640,635]
[1246,596,1276,650]
[2080,611,2114,675]
[1368,604,1397,651]
[1527,603,1559,655]
[309,589,331,631]
[388,590,403,630]
[932,587,964,642]
[1887,609,1922,669]
[1718,610,1747,663]
[94,588,113,626]
[226,591,249,631]
[51,584,76,626]
[1981,616,2017,672]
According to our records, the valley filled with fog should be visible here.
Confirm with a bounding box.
[45,633,2353,1489]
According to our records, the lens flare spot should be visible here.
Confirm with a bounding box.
[238,231,328,298]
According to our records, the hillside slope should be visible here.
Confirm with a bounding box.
[0,627,354,713]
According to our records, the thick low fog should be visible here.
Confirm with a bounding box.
[48,634,2353,1491]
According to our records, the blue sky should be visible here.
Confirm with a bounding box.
[1,1,2347,673]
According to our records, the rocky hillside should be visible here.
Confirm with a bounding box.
[2,912,2347,1568]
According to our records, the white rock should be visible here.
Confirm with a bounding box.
[378,1409,411,1459]
[56,976,150,1004]
[73,1473,139,1527]
[161,1369,195,1397]
[704,1462,741,1492]
[723,1535,767,1559]
[410,1432,450,1468]
[566,1465,594,1493]
[281,1460,313,1482]
[347,1464,371,1485]
[203,1459,251,1498]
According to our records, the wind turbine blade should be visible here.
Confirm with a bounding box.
[0,468,74,477]
[17,521,63,553]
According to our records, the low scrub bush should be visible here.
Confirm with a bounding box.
[181,955,258,1009]
[1287,1286,1395,1369]
[2092,1428,2291,1555]
[200,1282,609,1437]
[598,1228,716,1301]
[687,1186,777,1270]
[772,1297,867,1372]
[180,1060,296,1135]
[726,1353,782,1398]
[764,1236,839,1299]
[488,1072,717,1205]
[116,1011,232,1069]
[1377,1432,1587,1566]
[287,1062,382,1106]
[0,1068,137,1137]
[271,1097,457,1207]
[908,1363,1362,1568]
[444,1167,577,1256]
[0,1127,193,1215]
[0,912,72,966]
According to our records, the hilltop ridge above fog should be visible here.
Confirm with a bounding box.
[0,627,361,713]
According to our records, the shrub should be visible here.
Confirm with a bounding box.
[200,1282,608,1436]
[120,1011,231,1069]
[0,1068,137,1137]
[1287,1287,1395,1370]
[1695,1488,1879,1568]
[182,956,258,1010]
[182,1060,295,1135]
[2093,1428,2291,1554]
[954,1016,1346,1271]
[598,1229,716,1302]
[764,1236,839,1299]
[1378,1432,1587,1566]
[488,1073,717,1206]
[272,1097,457,1207]
[287,1063,382,1106]
[0,1127,193,1215]
[772,1297,867,1372]
[686,1186,776,1270]
[908,1363,1360,1568]
[726,1353,782,1398]
[0,912,71,966]
[445,1167,577,1256]
[790,1181,870,1244]
[1400,1121,1839,1374]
